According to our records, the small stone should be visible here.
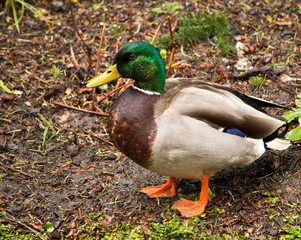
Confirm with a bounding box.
[66,145,79,157]
[53,220,61,229]
[7,143,18,151]
[51,1,65,12]
[30,108,40,114]
[72,157,81,166]
[50,179,61,187]
[93,11,101,16]
[273,65,287,75]
[234,58,253,71]
[80,160,90,168]
[7,194,14,200]
[236,42,246,58]
[281,30,294,37]
[280,74,294,82]
[262,55,272,64]
[235,203,242,211]
[269,229,278,236]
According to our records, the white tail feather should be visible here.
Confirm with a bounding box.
[266,138,291,151]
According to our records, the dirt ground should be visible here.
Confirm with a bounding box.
[0,0,300,239]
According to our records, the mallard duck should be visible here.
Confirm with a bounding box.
[86,41,290,218]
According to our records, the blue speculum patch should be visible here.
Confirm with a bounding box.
[223,127,247,138]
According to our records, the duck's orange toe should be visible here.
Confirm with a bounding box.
[171,198,207,218]
[138,177,179,198]
[172,173,210,218]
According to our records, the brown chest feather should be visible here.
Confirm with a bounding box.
[108,87,160,168]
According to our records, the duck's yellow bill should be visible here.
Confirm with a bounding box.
[86,64,120,88]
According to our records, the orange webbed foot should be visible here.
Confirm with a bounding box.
[138,176,179,198]
[171,198,208,218]
[172,173,210,218]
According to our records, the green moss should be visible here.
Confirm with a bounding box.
[145,214,202,239]
[280,226,301,240]
[0,223,34,240]
[152,1,184,15]
[282,94,301,141]
[153,11,234,57]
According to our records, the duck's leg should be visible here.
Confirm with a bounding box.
[171,173,209,218]
[138,176,179,198]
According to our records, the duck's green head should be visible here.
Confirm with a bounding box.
[86,41,166,94]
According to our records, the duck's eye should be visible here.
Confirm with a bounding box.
[129,53,137,60]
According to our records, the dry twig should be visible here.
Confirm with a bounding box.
[53,81,133,117]
[5,213,47,240]
[151,24,161,45]
[68,0,92,69]
[96,80,134,103]
[0,162,34,178]
[166,16,177,78]
[70,46,80,70]
[129,0,133,39]
[78,207,82,217]
[92,23,107,110]
[85,131,114,146]
[53,101,109,117]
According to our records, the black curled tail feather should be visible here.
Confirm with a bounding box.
[264,123,291,150]
[263,122,289,143]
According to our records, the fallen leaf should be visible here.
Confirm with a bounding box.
[65,88,72,96]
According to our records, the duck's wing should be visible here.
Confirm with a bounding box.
[218,86,289,110]
[244,95,289,110]
[158,78,286,139]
